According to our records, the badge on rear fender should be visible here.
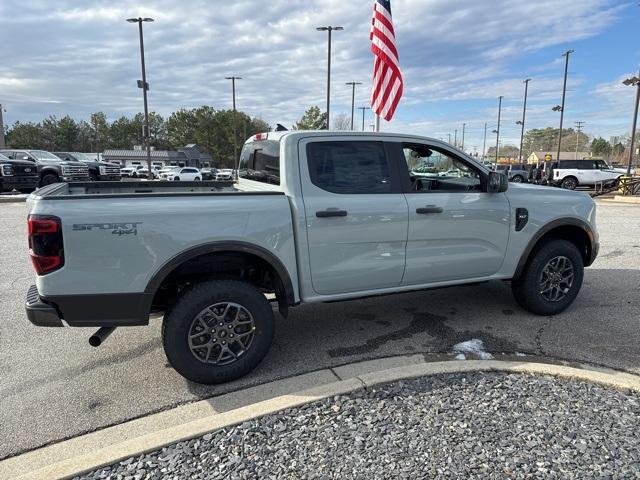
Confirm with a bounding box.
[72,222,142,236]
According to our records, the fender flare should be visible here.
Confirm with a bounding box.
[513,218,597,278]
[144,241,296,306]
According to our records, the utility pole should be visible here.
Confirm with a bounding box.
[574,121,585,160]
[517,79,530,163]
[126,17,155,180]
[345,82,362,130]
[496,96,503,163]
[225,76,242,171]
[358,106,370,131]
[448,133,452,145]
[454,129,457,147]
[482,122,487,161]
[623,71,640,176]
[316,26,343,130]
[555,49,574,164]
[0,104,5,149]
[461,123,466,150]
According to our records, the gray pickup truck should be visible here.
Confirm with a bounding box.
[25,131,598,384]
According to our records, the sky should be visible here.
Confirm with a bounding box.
[0,0,638,153]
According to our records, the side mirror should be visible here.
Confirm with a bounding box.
[487,171,509,193]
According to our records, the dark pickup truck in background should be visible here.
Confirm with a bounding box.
[53,152,121,181]
[0,149,89,187]
[0,153,39,193]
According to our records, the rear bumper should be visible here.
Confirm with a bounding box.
[26,285,64,327]
[25,284,153,327]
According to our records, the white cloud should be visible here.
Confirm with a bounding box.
[0,0,629,143]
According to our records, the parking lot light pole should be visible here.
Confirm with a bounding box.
[556,49,574,164]
[482,122,487,161]
[0,104,5,149]
[346,82,362,130]
[317,26,343,130]
[358,106,370,131]
[461,123,466,150]
[225,76,242,172]
[496,96,503,163]
[517,79,530,163]
[127,17,154,180]
[623,71,640,176]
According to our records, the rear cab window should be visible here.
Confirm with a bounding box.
[239,139,280,185]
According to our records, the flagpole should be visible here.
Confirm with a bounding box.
[375,115,381,132]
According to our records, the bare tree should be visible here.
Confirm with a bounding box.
[332,113,351,131]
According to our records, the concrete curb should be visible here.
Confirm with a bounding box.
[3,357,640,480]
[0,196,28,203]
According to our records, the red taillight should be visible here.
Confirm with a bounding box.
[28,215,64,275]
[254,133,267,141]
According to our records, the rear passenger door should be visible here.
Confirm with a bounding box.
[299,138,408,295]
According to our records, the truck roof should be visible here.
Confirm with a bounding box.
[244,130,449,145]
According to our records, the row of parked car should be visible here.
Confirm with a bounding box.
[0,148,235,193]
[491,159,634,190]
[120,164,235,182]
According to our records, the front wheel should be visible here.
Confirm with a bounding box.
[511,175,524,183]
[511,239,584,316]
[40,173,59,186]
[162,280,275,384]
[194,177,201,181]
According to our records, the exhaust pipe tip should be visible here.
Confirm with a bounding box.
[89,326,116,347]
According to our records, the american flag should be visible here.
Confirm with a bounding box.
[370,0,403,121]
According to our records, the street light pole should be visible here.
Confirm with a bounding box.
[623,71,640,176]
[482,122,487,161]
[346,82,362,130]
[518,79,530,163]
[317,26,343,130]
[127,17,154,180]
[0,104,5,149]
[556,50,574,164]
[496,96,503,163]
[225,76,242,172]
[358,106,370,131]
[454,129,457,147]
[461,123,466,150]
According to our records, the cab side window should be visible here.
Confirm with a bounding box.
[401,144,483,193]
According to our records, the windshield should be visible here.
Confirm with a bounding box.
[72,152,95,162]
[0,153,9,161]
[31,150,64,161]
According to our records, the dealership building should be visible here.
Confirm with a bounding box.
[102,144,212,169]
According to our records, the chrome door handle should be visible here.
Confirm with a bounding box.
[316,209,348,218]
[416,205,443,214]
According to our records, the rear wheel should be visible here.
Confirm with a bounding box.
[40,173,59,186]
[162,280,275,384]
[512,239,584,316]
[511,175,524,183]
[194,177,201,181]
[560,177,578,190]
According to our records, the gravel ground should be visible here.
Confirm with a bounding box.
[78,372,640,480]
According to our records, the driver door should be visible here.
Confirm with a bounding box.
[389,141,511,285]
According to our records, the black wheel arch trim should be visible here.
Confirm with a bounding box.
[145,241,297,308]
[513,218,597,279]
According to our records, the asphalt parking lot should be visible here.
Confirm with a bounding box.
[0,199,639,460]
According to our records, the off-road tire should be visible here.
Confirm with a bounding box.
[512,239,584,316]
[162,280,275,384]
[40,173,59,186]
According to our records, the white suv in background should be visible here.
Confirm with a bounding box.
[160,167,201,181]
[551,160,622,190]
